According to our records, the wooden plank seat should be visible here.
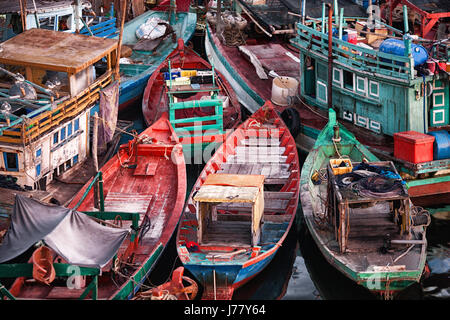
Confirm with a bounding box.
[215,191,292,213]
[217,163,291,184]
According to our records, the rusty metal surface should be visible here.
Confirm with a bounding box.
[0,28,118,73]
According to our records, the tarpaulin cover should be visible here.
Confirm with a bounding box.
[0,195,129,268]
[98,80,119,150]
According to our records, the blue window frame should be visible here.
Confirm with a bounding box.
[74,118,80,132]
[68,123,73,136]
[3,152,19,172]
[53,132,59,144]
[60,127,66,141]
[36,148,42,158]
[36,163,41,177]
[73,154,79,164]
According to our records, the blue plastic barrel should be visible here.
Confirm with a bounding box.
[428,131,450,160]
[379,38,428,66]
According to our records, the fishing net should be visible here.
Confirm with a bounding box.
[336,163,406,198]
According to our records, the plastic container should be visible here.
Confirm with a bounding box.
[428,131,450,160]
[347,30,357,44]
[379,38,428,66]
[393,131,435,163]
[271,76,299,106]
[329,159,353,175]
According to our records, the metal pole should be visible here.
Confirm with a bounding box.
[327,3,333,111]
[301,0,306,24]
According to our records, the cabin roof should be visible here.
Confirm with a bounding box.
[280,0,368,18]
[0,29,118,73]
[0,0,73,14]
[408,0,450,14]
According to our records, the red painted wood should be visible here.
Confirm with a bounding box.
[9,113,187,300]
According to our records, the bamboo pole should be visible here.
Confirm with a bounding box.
[93,112,99,209]
[115,0,127,81]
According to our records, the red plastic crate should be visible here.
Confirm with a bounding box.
[393,131,435,164]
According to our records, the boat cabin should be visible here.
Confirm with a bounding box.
[0,28,118,190]
[326,159,412,253]
[0,0,86,41]
[193,173,265,247]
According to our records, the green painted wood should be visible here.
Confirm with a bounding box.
[0,263,100,278]
[111,243,164,300]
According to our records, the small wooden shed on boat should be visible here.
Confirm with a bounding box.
[0,28,118,192]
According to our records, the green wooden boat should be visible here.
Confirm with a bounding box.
[300,108,431,299]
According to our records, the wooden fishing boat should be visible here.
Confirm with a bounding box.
[0,113,187,300]
[204,1,301,118]
[175,100,300,299]
[142,38,241,161]
[300,108,431,299]
[114,3,197,112]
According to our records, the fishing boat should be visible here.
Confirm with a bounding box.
[0,113,187,300]
[175,100,300,299]
[0,0,117,41]
[142,38,241,162]
[114,1,197,111]
[204,0,300,123]
[300,108,431,299]
[0,28,120,204]
[290,3,450,216]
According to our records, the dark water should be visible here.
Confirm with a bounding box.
[120,33,449,300]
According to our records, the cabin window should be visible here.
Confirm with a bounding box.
[60,127,66,141]
[73,155,79,165]
[316,63,328,82]
[433,92,445,107]
[356,76,367,95]
[53,132,59,145]
[65,159,72,170]
[39,16,56,31]
[316,81,327,104]
[67,123,73,137]
[36,148,42,158]
[3,152,18,171]
[431,108,447,126]
[343,70,354,90]
[36,163,41,177]
[57,14,72,31]
[333,68,343,88]
[74,118,80,132]
[369,81,379,98]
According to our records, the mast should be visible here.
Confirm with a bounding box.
[327,3,333,111]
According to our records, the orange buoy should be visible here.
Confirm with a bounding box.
[32,246,56,285]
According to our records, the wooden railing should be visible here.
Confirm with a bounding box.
[292,20,414,82]
[0,71,113,145]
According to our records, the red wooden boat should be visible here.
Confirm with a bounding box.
[175,100,300,299]
[3,113,186,300]
[142,39,241,158]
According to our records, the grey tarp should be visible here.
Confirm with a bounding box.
[0,195,129,268]
[98,80,119,151]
